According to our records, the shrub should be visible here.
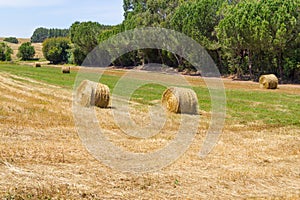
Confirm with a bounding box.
[4,37,19,44]
[0,42,13,61]
[42,37,71,64]
[17,42,35,60]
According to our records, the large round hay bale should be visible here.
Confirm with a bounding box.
[62,66,70,73]
[76,80,110,108]
[259,74,278,89]
[161,87,198,114]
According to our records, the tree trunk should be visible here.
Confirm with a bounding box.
[278,52,283,83]
[248,50,253,80]
[216,49,224,74]
[158,49,164,65]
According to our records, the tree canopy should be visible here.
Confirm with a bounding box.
[0,42,13,61]
[69,21,112,65]
[4,37,19,44]
[42,37,71,64]
[37,0,300,82]
[31,27,69,43]
[17,42,35,60]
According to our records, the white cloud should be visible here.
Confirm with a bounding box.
[0,0,65,7]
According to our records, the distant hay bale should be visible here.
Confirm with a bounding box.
[35,63,41,68]
[162,87,198,114]
[259,74,278,89]
[62,66,70,74]
[76,80,110,108]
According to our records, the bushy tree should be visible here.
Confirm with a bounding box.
[42,37,71,64]
[70,21,111,65]
[217,0,300,81]
[4,37,19,44]
[170,0,225,71]
[0,42,13,61]
[17,42,35,60]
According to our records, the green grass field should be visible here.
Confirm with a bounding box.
[1,63,299,128]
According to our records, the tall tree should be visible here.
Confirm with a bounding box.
[170,0,225,71]
[70,21,111,65]
[217,0,300,80]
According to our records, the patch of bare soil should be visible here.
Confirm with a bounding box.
[0,72,299,199]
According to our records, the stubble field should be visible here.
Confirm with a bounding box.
[0,64,299,199]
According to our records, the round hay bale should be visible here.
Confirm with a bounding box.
[259,74,278,89]
[76,80,110,108]
[35,63,41,68]
[62,66,70,74]
[161,87,198,114]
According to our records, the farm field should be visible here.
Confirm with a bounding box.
[0,64,299,199]
[0,38,44,60]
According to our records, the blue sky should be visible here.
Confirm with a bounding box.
[0,0,124,38]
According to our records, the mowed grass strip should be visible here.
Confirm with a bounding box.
[0,63,299,127]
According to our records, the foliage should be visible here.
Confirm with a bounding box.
[42,37,71,64]
[3,37,19,44]
[0,42,13,61]
[217,0,300,81]
[170,0,225,71]
[70,21,112,65]
[34,0,300,82]
[31,27,69,43]
[17,42,35,60]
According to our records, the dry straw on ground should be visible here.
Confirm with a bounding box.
[161,87,198,114]
[76,80,110,108]
[61,66,70,73]
[259,74,278,89]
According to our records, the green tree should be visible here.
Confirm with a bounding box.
[170,0,225,71]
[4,37,19,44]
[217,0,300,81]
[17,42,35,60]
[70,21,111,65]
[261,0,300,81]
[42,37,71,64]
[31,27,69,43]
[0,42,13,61]
[31,27,49,43]
[123,0,184,28]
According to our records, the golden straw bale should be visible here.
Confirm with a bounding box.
[162,87,198,114]
[76,80,110,108]
[62,66,70,73]
[259,74,278,89]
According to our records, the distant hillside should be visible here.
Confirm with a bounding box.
[0,37,44,60]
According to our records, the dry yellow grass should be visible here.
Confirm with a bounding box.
[0,71,299,199]
[0,38,43,60]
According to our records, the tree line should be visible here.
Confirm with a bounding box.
[31,27,69,43]
[18,0,300,82]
